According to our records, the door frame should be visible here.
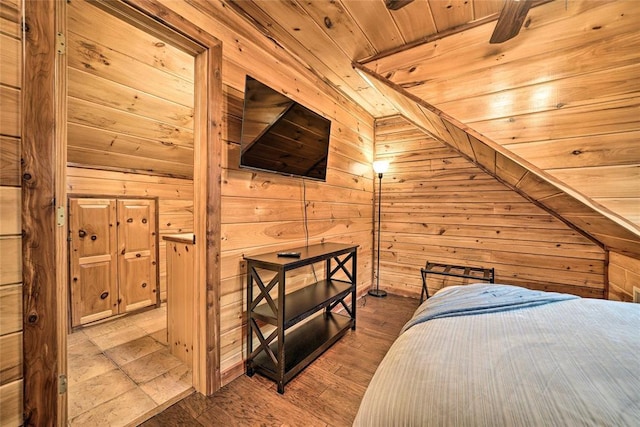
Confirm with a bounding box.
[22,1,223,424]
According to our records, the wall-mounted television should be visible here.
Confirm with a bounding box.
[239,75,332,181]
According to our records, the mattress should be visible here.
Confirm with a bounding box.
[353,284,640,426]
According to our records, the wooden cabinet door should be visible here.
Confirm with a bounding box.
[69,198,118,327]
[117,199,158,312]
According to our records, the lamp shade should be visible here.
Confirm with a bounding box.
[373,160,389,174]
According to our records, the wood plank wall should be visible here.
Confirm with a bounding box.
[609,252,640,302]
[219,79,373,384]
[150,0,376,385]
[368,0,640,227]
[0,0,23,425]
[66,0,195,179]
[375,116,607,299]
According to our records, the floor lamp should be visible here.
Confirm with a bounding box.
[369,160,389,298]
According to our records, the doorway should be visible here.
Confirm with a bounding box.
[64,0,196,423]
[66,195,172,424]
[21,0,223,424]
[63,0,200,410]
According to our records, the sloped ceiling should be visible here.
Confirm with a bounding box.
[223,0,640,256]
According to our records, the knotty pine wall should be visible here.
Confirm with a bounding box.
[609,252,640,302]
[219,78,373,384]
[375,116,606,299]
[146,1,375,384]
[368,0,640,227]
[0,0,23,425]
[67,0,195,178]
[66,0,375,386]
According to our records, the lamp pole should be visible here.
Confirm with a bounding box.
[369,162,388,298]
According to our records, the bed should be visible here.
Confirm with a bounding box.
[353,283,640,426]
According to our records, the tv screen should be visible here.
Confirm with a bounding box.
[240,76,331,181]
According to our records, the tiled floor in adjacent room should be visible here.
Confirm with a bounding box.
[67,305,194,426]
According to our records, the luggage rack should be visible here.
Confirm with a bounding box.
[420,261,495,303]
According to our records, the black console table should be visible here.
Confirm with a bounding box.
[420,261,494,303]
[244,242,357,393]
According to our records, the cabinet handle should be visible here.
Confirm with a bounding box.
[136,253,141,258]
[141,282,147,288]
[78,230,86,238]
[127,218,133,223]
[142,218,147,224]
[91,235,97,241]
[100,292,109,300]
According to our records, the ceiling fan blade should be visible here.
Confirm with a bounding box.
[490,0,533,44]
[385,0,415,11]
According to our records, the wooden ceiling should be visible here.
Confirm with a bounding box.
[225,0,518,117]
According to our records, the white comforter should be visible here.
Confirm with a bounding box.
[354,284,640,426]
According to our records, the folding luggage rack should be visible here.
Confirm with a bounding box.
[420,261,495,303]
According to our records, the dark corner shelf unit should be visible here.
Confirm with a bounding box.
[244,242,358,394]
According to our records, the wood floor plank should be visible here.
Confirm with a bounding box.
[138,402,204,427]
[141,294,417,426]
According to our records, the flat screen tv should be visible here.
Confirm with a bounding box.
[240,75,331,181]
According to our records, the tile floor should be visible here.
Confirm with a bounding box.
[67,305,194,426]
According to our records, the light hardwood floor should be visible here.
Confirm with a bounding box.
[141,294,419,426]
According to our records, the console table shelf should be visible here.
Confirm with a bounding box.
[252,279,353,328]
[244,242,358,393]
[252,312,352,384]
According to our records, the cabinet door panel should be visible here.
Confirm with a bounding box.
[69,198,118,326]
[118,199,158,312]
